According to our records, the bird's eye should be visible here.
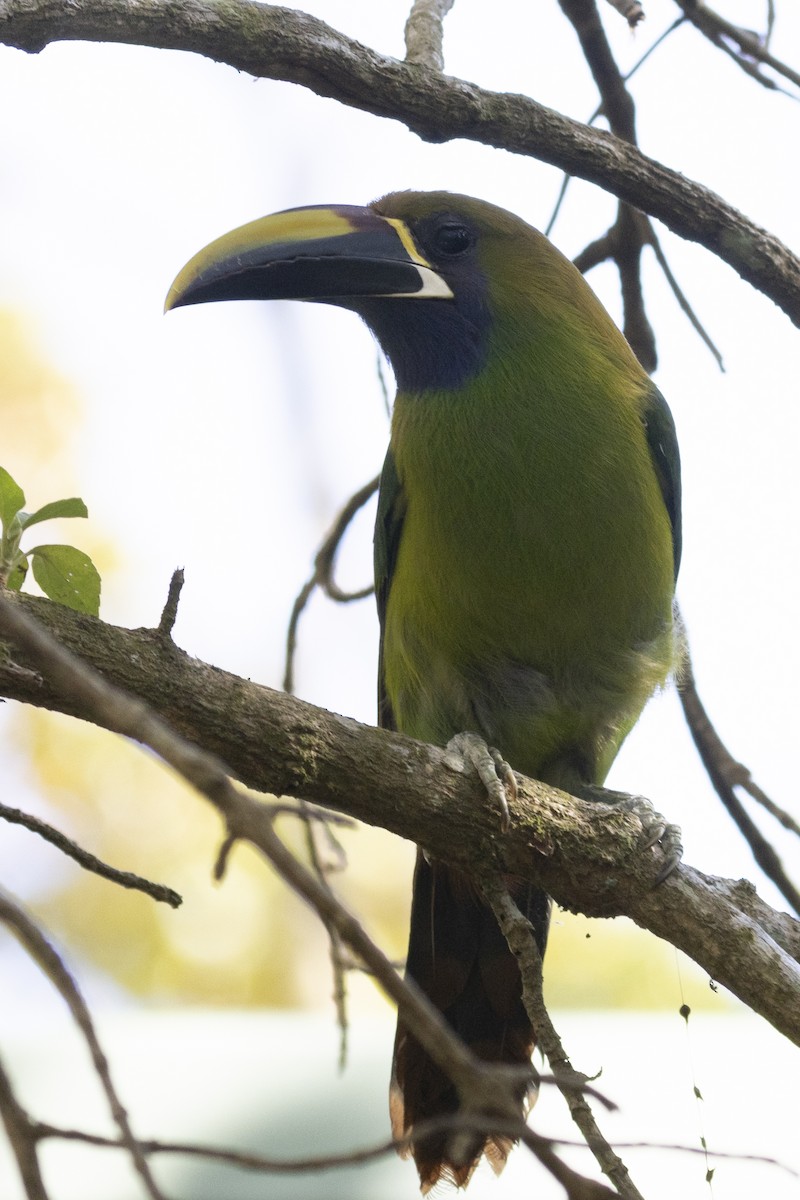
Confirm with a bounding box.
[431,221,473,257]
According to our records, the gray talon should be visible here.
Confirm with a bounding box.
[445,732,515,831]
[579,785,683,885]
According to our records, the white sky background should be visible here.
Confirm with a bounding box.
[0,1,799,1195]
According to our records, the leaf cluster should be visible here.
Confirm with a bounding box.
[0,465,100,616]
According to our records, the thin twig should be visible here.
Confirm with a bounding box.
[283,474,378,693]
[545,16,685,236]
[32,1116,798,1176]
[673,0,800,94]
[676,637,800,917]
[559,0,655,369]
[31,1112,613,1194]
[0,892,167,1200]
[0,1054,50,1200]
[648,230,724,370]
[481,876,646,1200]
[603,0,644,27]
[404,0,455,70]
[298,797,351,1070]
[0,801,182,907]
[739,782,800,840]
[765,0,775,50]
[551,3,723,371]
[267,801,357,828]
[157,568,184,639]
[572,213,723,371]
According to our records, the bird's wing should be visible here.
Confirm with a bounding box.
[643,383,682,579]
[374,445,407,731]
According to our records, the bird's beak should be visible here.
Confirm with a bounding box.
[165,204,453,312]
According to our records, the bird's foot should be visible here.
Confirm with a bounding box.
[578,785,683,885]
[444,731,516,831]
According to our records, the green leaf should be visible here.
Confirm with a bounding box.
[6,556,28,591]
[0,467,25,530]
[21,497,89,529]
[30,544,101,615]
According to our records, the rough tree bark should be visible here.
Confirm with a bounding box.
[1,592,798,1048]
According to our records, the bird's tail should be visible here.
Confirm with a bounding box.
[390,852,550,1192]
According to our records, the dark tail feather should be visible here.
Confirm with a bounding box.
[390,852,550,1192]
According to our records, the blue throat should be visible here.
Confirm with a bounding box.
[351,286,491,393]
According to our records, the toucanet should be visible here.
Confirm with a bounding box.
[167,191,682,1191]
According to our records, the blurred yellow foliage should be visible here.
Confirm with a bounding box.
[0,308,117,579]
[20,709,330,1005]
[0,310,80,495]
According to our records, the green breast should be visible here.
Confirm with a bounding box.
[381,339,676,785]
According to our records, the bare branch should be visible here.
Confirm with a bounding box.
[0,801,182,907]
[0,0,798,321]
[0,891,167,1200]
[267,800,357,828]
[603,0,644,28]
[482,877,644,1199]
[561,0,637,141]
[33,1113,620,1193]
[297,797,352,1069]
[558,0,722,373]
[673,0,800,95]
[31,1116,799,1177]
[404,0,455,71]
[283,474,378,694]
[1,592,798,1046]
[647,230,724,370]
[0,1055,50,1200]
[156,567,184,639]
[545,16,685,235]
[676,626,800,917]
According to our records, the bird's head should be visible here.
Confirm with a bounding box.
[167,191,631,393]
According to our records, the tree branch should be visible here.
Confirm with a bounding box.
[0,890,167,1200]
[674,0,800,95]
[0,591,591,1194]
[0,801,182,907]
[1,591,798,1048]
[482,876,644,1199]
[283,474,377,694]
[0,1055,50,1200]
[677,628,800,917]
[0,0,798,322]
[404,0,455,71]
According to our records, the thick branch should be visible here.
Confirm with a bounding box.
[0,0,798,322]
[1,592,798,1047]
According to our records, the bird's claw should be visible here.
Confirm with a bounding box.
[580,786,683,885]
[614,794,683,884]
[445,731,516,831]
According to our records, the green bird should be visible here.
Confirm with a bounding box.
[167,191,682,1191]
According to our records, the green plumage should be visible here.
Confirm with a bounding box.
[374,192,679,794]
[166,189,681,1193]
